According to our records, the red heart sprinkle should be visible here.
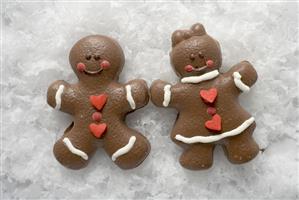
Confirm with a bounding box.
[205,114,222,131]
[207,107,216,116]
[89,123,107,138]
[90,94,108,110]
[200,88,218,104]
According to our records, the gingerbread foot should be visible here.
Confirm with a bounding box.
[179,144,215,170]
[222,123,259,164]
[104,128,150,169]
[53,127,97,170]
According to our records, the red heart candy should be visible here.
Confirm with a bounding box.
[205,114,222,131]
[89,123,107,138]
[200,88,218,104]
[90,94,107,110]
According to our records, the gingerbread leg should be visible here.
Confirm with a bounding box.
[53,125,97,170]
[179,144,215,170]
[104,127,150,169]
[222,122,259,164]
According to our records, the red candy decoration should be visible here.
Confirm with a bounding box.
[184,65,193,72]
[92,112,102,121]
[205,114,222,131]
[200,88,218,104]
[77,62,86,72]
[90,94,108,110]
[89,123,107,138]
[206,60,214,68]
[207,107,216,116]
[100,60,111,69]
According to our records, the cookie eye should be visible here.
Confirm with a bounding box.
[94,55,101,61]
[85,55,92,60]
[198,51,204,58]
[190,53,195,60]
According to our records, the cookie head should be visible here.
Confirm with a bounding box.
[170,23,222,78]
[69,35,125,81]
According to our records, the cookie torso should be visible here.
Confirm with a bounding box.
[170,73,252,144]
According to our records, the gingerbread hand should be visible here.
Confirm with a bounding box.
[150,80,185,109]
[47,80,76,114]
[228,61,258,93]
[124,79,149,111]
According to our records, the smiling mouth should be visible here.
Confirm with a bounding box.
[83,68,103,75]
[193,65,208,72]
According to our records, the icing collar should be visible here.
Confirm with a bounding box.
[181,70,219,84]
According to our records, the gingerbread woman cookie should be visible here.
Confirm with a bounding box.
[47,35,150,170]
[150,23,259,170]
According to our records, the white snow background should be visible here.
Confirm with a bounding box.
[1,1,298,199]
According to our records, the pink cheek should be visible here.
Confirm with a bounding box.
[77,62,86,72]
[184,65,193,72]
[206,60,214,68]
[100,60,111,69]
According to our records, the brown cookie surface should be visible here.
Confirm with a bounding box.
[47,35,150,170]
[150,23,259,170]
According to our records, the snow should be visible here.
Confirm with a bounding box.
[2,1,298,199]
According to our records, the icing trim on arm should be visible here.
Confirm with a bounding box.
[181,70,219,84]
[125,85,136,109]
[55,85,65,110]
[111,136,136,161]
[163,84,172,107]
[63,137,88,160]
[233,72,250,93]
[175,117,255,144]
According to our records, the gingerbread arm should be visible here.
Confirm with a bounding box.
[227,61,258,93]
[150,80,182,108]
[123,79,149,111]
[47,80,76,114]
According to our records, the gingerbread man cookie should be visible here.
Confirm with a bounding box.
[150,23,259,170]
[47,35,150,170]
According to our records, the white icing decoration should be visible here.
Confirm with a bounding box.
[163,84,172,107]
[233,72,250,93]
[125,85,136,109]
[55,85,64,110]
[175,117,255,144]
[181,70,219,84]
[111,136,136,161]
[62,138,88,160]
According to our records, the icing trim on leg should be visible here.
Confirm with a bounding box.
[125,85,136,109]
[55,85,64,110]
[111,136,136,161]
[163,84,172,107]
[233,72,250,93]
[175,117,255,144]
[62,137,88,160]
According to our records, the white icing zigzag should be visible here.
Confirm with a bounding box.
[125,85,136,109]
[163,84,172,107]
[63,137,88,160]
[55,85,64,110]
[111,136,136,161]
[175,117,255,144]
[233,72,250,93]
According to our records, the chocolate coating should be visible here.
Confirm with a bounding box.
[47,35,150,170]
[151,23,259,170]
